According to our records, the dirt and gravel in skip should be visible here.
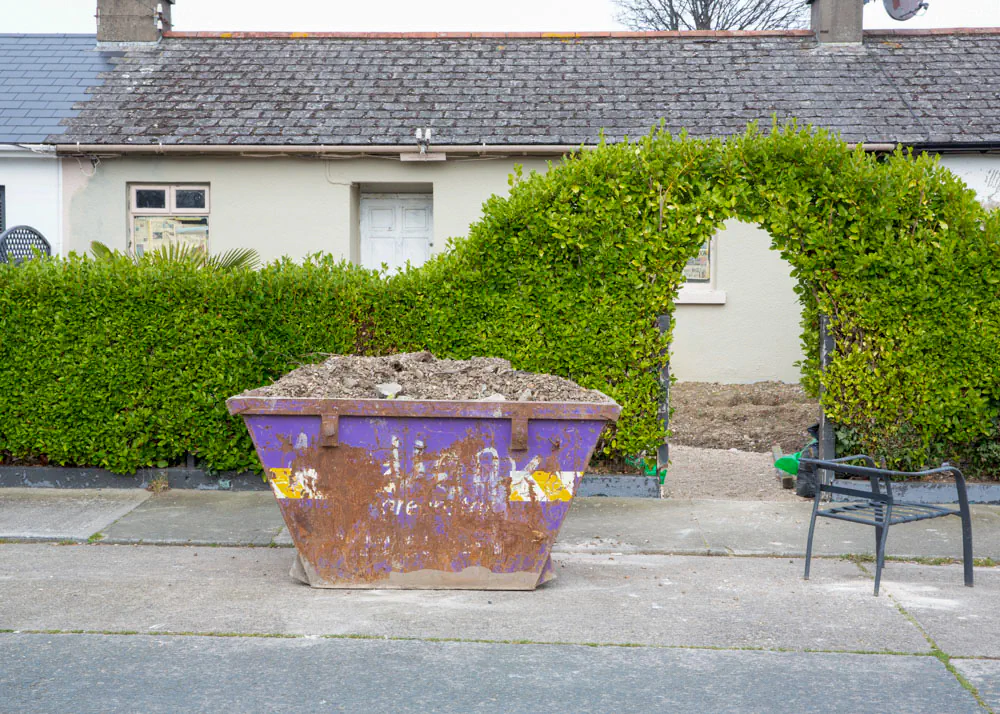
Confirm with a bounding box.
[241,351,612,403]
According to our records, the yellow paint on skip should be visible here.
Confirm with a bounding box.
[290,32,311,38]
[269,467,302,499]
[510,470,574,502]
[532,471,574,501]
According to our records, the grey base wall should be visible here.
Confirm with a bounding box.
[830,479,1000,505]
[0,466,268,492]
[0,467,661,499]
[576,475,661,498]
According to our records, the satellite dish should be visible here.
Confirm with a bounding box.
[883,0,929,21]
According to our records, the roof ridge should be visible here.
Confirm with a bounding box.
[160,27,1000,40]
[162,30,815,39]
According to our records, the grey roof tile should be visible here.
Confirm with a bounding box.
[9,31,1000,147]
[0,33,117,143]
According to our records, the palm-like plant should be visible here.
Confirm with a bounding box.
[90,241,260,272]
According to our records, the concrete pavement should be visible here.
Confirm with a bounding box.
[1,489,998,712]
[0,634,984,714]
[4,488,998,560]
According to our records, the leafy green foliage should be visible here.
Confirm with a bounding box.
[2,124,998,475]
[0,254,381,472]
[90,240,261,272]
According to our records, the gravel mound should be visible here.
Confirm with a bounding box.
[241,351,612,403]
[665,444,799,501]
[669,381,818,453]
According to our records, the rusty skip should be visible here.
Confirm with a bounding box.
[228,397,620,590]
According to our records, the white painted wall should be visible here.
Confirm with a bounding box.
[0,148,62,256]
[937,154,1000,209]
[671,220,805,384]
[61,155,551,263]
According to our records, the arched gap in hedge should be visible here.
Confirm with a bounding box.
[379,123,1000,469]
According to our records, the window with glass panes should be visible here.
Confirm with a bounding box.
[128,184,209,256]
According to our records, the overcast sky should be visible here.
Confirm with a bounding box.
[4,0,1000,33]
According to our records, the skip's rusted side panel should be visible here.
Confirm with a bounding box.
[228,398,619,590]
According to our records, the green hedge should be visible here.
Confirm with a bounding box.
[1,124,998,475]
[0,255,381,473]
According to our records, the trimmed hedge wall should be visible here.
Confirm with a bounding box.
[0,255,380,472]
[1,124,998,475]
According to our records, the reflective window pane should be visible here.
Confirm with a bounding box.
[135,189,166,209]
[175,189,206,210]
[133,216,209,256]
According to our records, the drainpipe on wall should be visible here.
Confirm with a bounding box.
[807,0,864,43]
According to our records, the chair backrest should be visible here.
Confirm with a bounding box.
[0,225,51,264]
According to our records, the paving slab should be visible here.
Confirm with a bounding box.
[0,633,980,714]
[7,490,1000,562]
[555,497,710,554]
[0,545,929,653]
[686,500,1000,560]
[101,491,284,546]
[952,658,1000,713]
[877,562,1000,658]
[0,488,150,541]
[274,525,294,546]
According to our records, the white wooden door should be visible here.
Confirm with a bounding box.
[360,194,433,273]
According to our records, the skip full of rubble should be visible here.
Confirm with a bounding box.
[241,351,613,403]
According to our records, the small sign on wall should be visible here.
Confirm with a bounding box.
[682,240,711,282]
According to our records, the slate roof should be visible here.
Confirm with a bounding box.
[52,29,1000,148]
[0,34,121,144]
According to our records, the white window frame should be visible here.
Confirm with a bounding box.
[128,183,210,255]
[129,184,210,215]
[676,234,727,305]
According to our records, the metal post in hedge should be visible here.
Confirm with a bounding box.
[818,314,836,486]
[657,314,671,473]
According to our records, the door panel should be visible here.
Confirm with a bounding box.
[360,194,433,273]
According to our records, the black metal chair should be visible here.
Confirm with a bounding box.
[0,225,51,264]
[801,455,974,596]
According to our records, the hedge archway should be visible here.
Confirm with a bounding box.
[378,123,1000,468]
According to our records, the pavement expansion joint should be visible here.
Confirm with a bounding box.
[0,628,952,657]
[887,593,994,713]
[1,539,993,570]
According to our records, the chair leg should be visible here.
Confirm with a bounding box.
[960,511,974,588]
[804,485,822,581]
[874,510,891,596]
[953,471,975,589]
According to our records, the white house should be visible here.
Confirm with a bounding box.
[15,0,1000,383]
[0,33,120,257]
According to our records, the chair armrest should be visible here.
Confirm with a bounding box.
[800,456,891,499]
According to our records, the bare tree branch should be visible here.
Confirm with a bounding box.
[614,0,809,31]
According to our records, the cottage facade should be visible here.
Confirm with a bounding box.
[7,0,1000,382]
